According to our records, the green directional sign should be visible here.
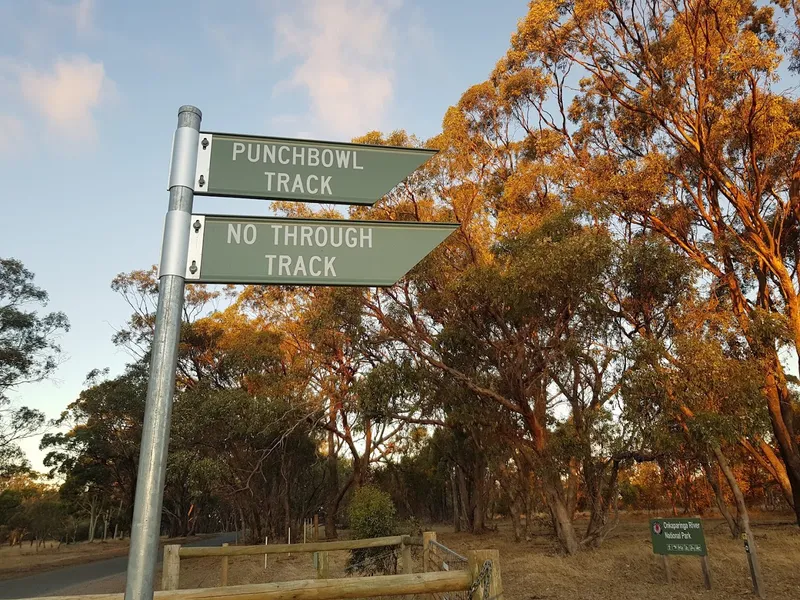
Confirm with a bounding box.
[185,215,458,286]
[650,518,708,556]
[192,133,436,205]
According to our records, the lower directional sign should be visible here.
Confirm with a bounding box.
[185,214,458,286]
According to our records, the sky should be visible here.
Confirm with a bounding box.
[0,0,528,471]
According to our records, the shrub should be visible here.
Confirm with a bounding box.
[346,485,397,575]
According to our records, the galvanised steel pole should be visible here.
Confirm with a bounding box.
[124,105,201,600]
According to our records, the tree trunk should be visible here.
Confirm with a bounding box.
[762,354,800,524]
[741,437,795,510]
[88,496,98,543]
[472,461,486,533]
[543,473,579,555]
[712,445,765,589]
[510,494,524,542]
[450,468,461,532]
[325,401,339,539]
[566,458,579,518]
[758,440,795,508]
[102,510,110,541]
[456,465,473,532]
[701,459,739,537]
[583,461,620,547]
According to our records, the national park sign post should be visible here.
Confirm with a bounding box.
[650,518,712,589]
[124,107,451,600]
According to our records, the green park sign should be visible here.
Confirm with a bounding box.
[193,133,437,205]
[650,518,707,556]
[185,214,458,286]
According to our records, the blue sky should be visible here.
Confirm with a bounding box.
[0,0,527,470]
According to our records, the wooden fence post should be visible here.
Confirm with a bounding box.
[314,514,319,541]
[220,543,229,587]
[316,550,329,579]
[422,532,437,573]
[161,544,180,591]
[700,555,712,590]
[467,549,502,600]
[661,555,672,584]
[401,537,413,574]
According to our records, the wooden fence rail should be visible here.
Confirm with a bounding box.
[178,534,410,557]
[38,570,473,600]
[165,534,415,589]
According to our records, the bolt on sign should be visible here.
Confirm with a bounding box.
[185,215,458,287]
[192,133,436,205]
[650,518,708,556]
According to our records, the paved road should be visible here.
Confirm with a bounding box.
[0,532,237,599]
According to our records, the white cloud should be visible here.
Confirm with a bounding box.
[74,0,94,35]
[273,0,402,138]
[16,55,113,142]
[0,115,26,155]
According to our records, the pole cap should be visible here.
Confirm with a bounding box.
[178,105,202,118]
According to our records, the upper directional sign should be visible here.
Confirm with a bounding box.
[193,133,437,206]
[185,215,458,286]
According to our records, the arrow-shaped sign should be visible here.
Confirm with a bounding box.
[185,215,458,286]
[192,133,437,206]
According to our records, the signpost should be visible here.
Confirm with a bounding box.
[650,518,711,589]
[185,215,457,286]
[124,106,202,600]
[124,107,451,600]
[193,133,436,205]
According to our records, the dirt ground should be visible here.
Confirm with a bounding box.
[0,536,200,582]
[43,515,800,599]
[434,515,800,600]
[170,515,800,600]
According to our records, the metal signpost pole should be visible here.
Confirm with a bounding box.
[124,105,201,600]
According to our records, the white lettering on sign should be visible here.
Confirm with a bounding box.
[230,141,367,197]
[233,143,365,170]
[309,256,322,276]
[264,172,332,196]
[267,225,373,249]
[227,224,258,245]
[232,222,373,281]
[264,255,337,277]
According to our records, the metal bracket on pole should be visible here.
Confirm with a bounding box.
[194,133,213,192]
[185,215,205,280]
[158,211,192,278]
[168,126,200,190]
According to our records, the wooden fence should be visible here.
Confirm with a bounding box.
[164,534,415,589]
[39,571,474,600]
[23,532,503,600]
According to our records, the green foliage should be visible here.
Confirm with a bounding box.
[348,484,397,539]
[0,258,68,475]
[346,485,398,575]
[0,258,69,400]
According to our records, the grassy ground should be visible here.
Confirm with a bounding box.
[174,515,800,599]
[434,514,800,600]
[0,536,200,582]
[45,515,800,599]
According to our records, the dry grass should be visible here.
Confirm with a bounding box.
[0,536,200,582]
[433,514,800,600]
[52,516,800,600]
